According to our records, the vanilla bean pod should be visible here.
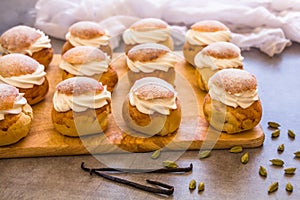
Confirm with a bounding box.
[84,163,193,173]
[81,162,174,196]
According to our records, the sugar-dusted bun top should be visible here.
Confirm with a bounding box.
[62,46,106,64]
[209,69,257,94]
[127,43,170,62]
[0,84,19,110]
[56,77,104,96]
[191,20,229,32]
[201,42,241,59]
[0,25,41,51]
[135,83,175,101]
[0,54,40,77]
[130,18,169,31]
[69,21,106,39]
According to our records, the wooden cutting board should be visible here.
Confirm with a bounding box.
[0,53,265,158]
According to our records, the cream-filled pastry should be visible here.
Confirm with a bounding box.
[52,77,111,137]
[0,25,54,68]
[62,21,112,57]
[183,20,231,66]
[122,77,181,136]
[194,41,243,92]
[122,18,174,53]
[0,84,33,146]
[203,69,262,134]
[0,54,49,105]
[60,46,118,92]
[126,43,178,85]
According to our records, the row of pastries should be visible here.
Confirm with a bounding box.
[0,18,262,147]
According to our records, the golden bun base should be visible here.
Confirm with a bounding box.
[52,104,111,137]
[122,97,181,136]
[61,41,113,58]
[182,42,206,66]
[19,77,49,105]
[124,37,174,54]
[195,68,209,92]
[203,94,262,134]
[127,67,175,85]
[0,104,33,146]
[31,47,54,69]
[61,66,118,92]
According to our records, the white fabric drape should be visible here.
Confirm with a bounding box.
[34,0,300,56]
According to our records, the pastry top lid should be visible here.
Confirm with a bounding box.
[127,43,170,62]
[0,54,40,77]
[131,77,176,101]
[135,84,175,101]
[69,21,106,39]
[62,46,106,64]
[56,77,104,96]
[129,18,169,31]
[0,25,42,51]
[191,20,230,32]
[200,42,241,59]
[0,84,19,110]
[209,68,257,94]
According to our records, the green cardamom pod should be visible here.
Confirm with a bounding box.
[268,121,280,129]
[271,129,280,138]
[163,160,178,168]
[268,182,278,193]
[189,179,196,190]
[294,151,300,158]
[229,146,243,153]
[241,152,249,164]
[151,150,161,159]
[277,144,284,152]
[198,182,205,192]
[199,150,211,159]
[259,166,267,177]
[288,129,296,139]
[284,167,296,174]
[270,159,284,166]
[286,182,293,192]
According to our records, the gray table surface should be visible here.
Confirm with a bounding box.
[1,1,300,199]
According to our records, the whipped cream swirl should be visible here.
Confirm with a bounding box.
[129,77,177,115]
[53,84,111,112]
[186,30,231,45]
[126,53,178,73]
[194,53,244,70]
[0,93,27,120]
[59,60,108,76]
[208,81,259,109]
[66,32,110,47]
[123,28,171,45]
[0,64,46,88]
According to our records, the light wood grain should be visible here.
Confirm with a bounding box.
[0,53,264,158]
